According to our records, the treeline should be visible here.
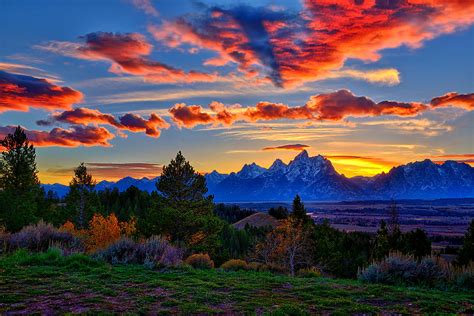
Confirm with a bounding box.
[1,126,473,283]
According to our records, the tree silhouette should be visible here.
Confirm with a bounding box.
[457,219,474,266]
[0,126,39,192]
[0,126,41,231]
[157,151,209,206]
[66,163,97,228]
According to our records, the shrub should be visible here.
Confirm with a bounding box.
[415,257,449,287]
[0,225,9,255]
[297,267,322,278]
[94,236,183,267]
[94,238,137,264]
[221,259,248,271]
[86,214,135,252]
[358,252,418,285]
[7,221,84,253]
[137,236,183,267]
[453,263,474,290]
[247,262,268,272]
[185,253,214,269]
[358,252,452,287]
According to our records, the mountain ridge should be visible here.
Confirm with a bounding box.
[42,150,474,201]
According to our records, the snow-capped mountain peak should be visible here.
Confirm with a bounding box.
[236,162,267,179]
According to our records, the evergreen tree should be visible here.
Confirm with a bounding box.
[373,220,390,260]
[157,151,209,207]
[290,194,311,224]
[387,201,402,250]
[401,228,431,260]
[0,126,41,231]
[66,163,98,228]
[151,151,223,254]
[268,206,289,220]
[457,220,474,266]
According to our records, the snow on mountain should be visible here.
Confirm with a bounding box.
[235,163,267,179]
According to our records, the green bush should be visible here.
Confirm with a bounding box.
[185,253,214,269]
[297,267,322,278]
[221,259,248,271]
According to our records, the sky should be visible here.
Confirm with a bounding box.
[0,0,473,184]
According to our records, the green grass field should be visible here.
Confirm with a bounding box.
[1,250,473,315]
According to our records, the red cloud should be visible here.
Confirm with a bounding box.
[244,102,314,121]
[39,32,221,84]
[169,103,214,128]
[38,107,170,138]
[0,125,114,147]
[306,90,428,120]
[0,70,83,113]
[430,92,474,110]
[263,144,310,151]
[151,1,474,87]
[168,90,472,128]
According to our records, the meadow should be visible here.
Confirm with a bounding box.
[1,249,473,315]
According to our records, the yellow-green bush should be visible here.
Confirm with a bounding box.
[185,253,214,269]
[297,267,322,278]
[221,259,248,271]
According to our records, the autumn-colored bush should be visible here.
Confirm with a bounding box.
[221,259,248,271]
[247,262,268,272]
[185,253,214,269]
[60,214,136,252]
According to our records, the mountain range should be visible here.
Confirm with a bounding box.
[42,150,474,201]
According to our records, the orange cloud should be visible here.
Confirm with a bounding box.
[263,144,310,151]
[0,70,82,113]
[38,32,221,84]
[168,90,472,128]
[169,103,214,128]
[86,162,162,180]
[430,92,474,110]
[151,1,474,87]
[0,125,114,147]
[38,107,169,138]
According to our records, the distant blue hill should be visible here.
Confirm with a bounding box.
[42,151,474,201]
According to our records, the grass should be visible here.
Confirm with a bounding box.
[1,249,473,315]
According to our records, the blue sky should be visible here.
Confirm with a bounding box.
[0,0,473,183]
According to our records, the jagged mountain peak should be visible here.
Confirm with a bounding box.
[293,149,309,161]
[236,162,267,179]
[269,158,287,172]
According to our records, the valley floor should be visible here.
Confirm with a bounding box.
[1,254,473,315]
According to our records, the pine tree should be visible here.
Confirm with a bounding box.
[0,126,39,192]
[387,201,402,250]
[151,151,223,253]
[290,194,311,224]
[457,220,474,266]
[66,163,97,228]
[157,151,209,206]
[373,220,390,260]
[0,126,41,231]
